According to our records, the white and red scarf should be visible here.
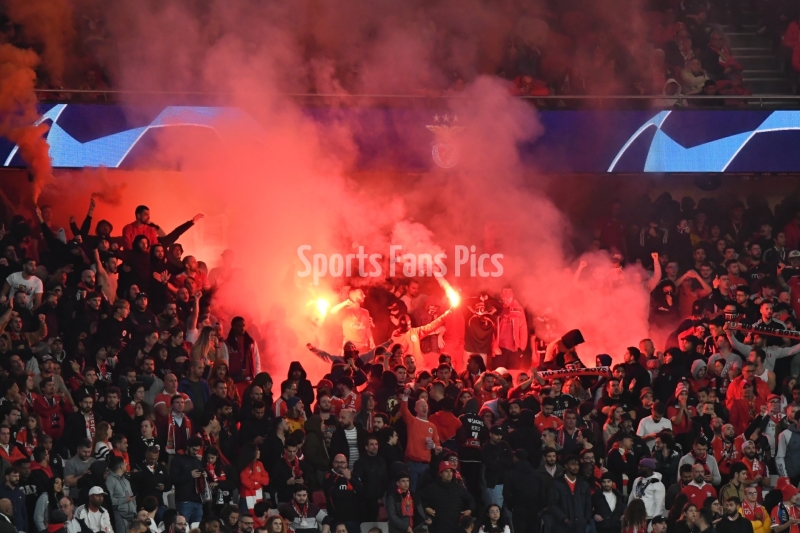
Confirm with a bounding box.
[166,413,192,454]
[85,413,96,440]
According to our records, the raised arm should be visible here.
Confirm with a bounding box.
[159,214,202,247]
[645,253,662,292]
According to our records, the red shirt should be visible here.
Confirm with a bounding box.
[534,413,562,432]
[667,405,697,435]
[682,481,717,510]
[771,502,800,533]
[429,411,463,442]
[400,398,440,463]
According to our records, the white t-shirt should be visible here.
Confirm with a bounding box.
[636,416,673,451]
[6,272,43,309]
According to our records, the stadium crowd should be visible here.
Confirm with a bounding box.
[1,188,800,533]
[7,0,794,104]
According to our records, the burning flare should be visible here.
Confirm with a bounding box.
[435,273,460,307]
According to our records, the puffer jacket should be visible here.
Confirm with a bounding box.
[106,471,136,518]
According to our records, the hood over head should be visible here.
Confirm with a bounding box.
[288,361,308,381]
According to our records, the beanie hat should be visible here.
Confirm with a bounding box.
[287,396,301,409]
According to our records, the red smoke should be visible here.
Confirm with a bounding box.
[17,0,659,380]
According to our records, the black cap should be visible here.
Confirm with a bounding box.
[489,424,504,435]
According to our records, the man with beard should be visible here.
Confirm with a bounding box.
[682,463,718,509]
[239,401,271,457]
[64,395,98,456]
[740,439,770,492]
[322,455,363,533]
[156,301,181,332]
[73,291,104,341]
[278,485,330,533]
[352,436,387,522]
[595,378,633,417]
[500,398,523,434]
[418,460,474,533]
[679,436,722,486]
[547,455,591,533]
[129,293,157,335]
[95,386,130,436]
[716,496,754,533]
[628,458,665,520]
[591,474,623,533]
[725,324,800,375]
[713,423,741,482]
[0,468,26,533]
[206,380,239,421]
[667,464,695,511]
[214,399,238,461]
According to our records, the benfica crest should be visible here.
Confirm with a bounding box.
[426,114,464,169]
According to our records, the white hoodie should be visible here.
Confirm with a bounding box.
[628,471,666,519]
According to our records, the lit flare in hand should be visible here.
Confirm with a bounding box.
[435,273,460,307]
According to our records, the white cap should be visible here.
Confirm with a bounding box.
[88,486,106,496]
[494,367,508,376]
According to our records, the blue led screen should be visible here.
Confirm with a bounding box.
[6,104,800,173]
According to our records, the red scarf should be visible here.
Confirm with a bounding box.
[47,524,63,533]
[291,499,308,519]
[398,488,414,526]
[741,500,764,521]
[284,453,302,478]
[166,413,192,454]
[206,462,226,482]
[85,413,96,440]
[198,429,229,465]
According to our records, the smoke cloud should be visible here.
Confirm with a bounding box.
[13,0,657,379]
[0,43,52,204]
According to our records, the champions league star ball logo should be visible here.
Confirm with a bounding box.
[426,114,464,169]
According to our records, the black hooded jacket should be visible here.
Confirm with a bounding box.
[287,361,315,417]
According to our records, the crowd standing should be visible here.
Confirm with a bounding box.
[2,190,800,533]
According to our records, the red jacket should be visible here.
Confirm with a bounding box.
[239,460,270,515]
[429,411,462,442]
[33,395,71,439]
[728,397,768,436]
[726,376,771,407]
[0,443,26,463]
